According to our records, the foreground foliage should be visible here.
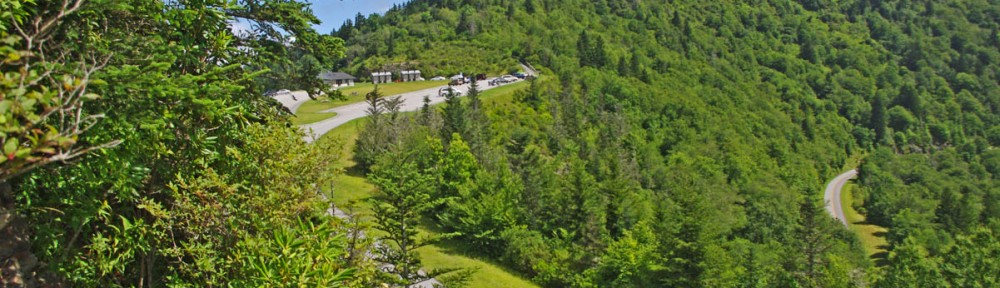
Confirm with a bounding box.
[3,0,365,286]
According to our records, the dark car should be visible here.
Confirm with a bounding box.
[513,72,527,79]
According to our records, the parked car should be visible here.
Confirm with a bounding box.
[500,75,518,83]
[513,72,527,79]
[439,87,463,97]
[430,76,447,81]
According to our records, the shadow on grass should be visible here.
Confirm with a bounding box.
[873,231,889,238]
[434,238,535,282]
[416,217,537,282]
[871,249,890,267]
[344,163,367,177]
[852,219,882,226]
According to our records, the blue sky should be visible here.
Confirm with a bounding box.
[309,0,412,34]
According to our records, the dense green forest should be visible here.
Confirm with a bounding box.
[341,0,1000,286]
[2,0,999,287]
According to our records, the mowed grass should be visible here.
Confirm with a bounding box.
[337,80,448,101]
[291,110,336,125]
[316,118,372,210]
[309,82,538,287]
[841,182,890,260]
[417,244,540,288]
[481,79,529,106]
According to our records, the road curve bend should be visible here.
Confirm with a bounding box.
[824,169,858,227]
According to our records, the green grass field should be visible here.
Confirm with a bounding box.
[417,244,539,288]
[336,80,449,100]
[310,82,538,287]
[841,182,890,261]
[291,110,336,125]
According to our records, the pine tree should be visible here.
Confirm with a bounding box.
[420,94,432,125]
[525,0,536,14]
[871,93,888,142]
[441,86,466,144]
[578,30,592,67]
[369,158,436,286]
[617,55,630,77]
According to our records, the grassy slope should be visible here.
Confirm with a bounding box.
[841,182,890,261]
[336,80,449,100]
[292,80,448,125]
[291,111,337,126]
[315,80,538,287]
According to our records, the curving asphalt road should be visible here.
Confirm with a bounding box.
[299,68,537,142]
[271,91,312,113]
[824,169,858,227]
[299,83,474,142]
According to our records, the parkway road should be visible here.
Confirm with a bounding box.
[824,169,858,227]
[299,64,538,143]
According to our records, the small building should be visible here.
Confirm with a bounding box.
[318,71,357,88]
[400,70,422,82]
[371,72,392,84]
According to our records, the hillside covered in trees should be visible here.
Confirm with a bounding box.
[341,0,1000,286]
[2,0,999,287]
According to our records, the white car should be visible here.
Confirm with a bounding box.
[500,75,518,83]
[430,76,447,81]
[438,87,463,97]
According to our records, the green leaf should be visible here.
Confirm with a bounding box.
[0,100,11,115]
[21,98,36,110]
[120,215,132,231]
[14,148,30,158]
[4,138,18,155]
[56,136,75,147]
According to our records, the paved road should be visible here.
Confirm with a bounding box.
[272,91,312,113]
[520,62,538,77]
[300,77,525,142]
[824,169,858,227]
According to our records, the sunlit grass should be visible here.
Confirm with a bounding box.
[336,80,449,101]
[417,244,540,288]
[291,110,336,125]
[841,183,890,260]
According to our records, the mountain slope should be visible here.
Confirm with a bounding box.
[338,0,1000,286]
